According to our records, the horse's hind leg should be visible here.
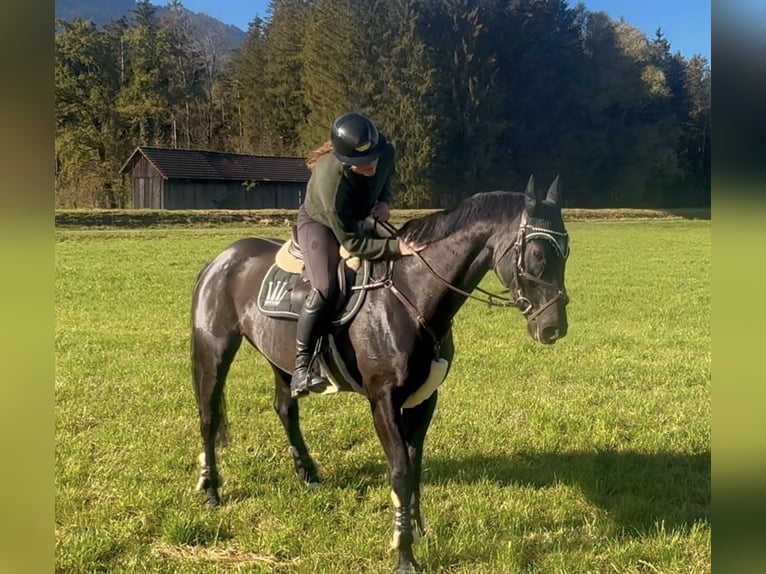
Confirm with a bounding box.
[272,365,321,487]
[193,329,242,507]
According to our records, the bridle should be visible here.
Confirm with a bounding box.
[377,216,568,318]
[493,211,570,322]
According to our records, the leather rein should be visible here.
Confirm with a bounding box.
[378,217,567,316]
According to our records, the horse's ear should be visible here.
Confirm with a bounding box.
[525,174,536,213]
[545,174,561,205]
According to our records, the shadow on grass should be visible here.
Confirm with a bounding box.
[424,450,710,533]
[215,448,709,535]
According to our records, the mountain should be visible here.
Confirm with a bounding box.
[54,0,247,53]
[55,0,137,26]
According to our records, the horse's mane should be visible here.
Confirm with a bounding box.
[399,191,522,243]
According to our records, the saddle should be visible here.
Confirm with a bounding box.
[256,227,371,326]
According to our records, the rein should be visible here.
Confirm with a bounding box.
[376,220,517,309]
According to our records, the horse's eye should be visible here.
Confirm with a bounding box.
[532,249,544,262]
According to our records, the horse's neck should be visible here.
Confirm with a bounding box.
[399,224,496,338]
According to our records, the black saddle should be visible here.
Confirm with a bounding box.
[257,231,372,326]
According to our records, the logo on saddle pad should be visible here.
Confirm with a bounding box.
[263,279,288,307]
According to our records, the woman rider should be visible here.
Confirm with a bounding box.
[291,112,424,398]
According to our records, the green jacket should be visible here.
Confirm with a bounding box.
[302,142,401,259]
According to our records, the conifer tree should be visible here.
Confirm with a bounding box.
[299,0,356,153]
[117,0,172,146]
[221,17,271,153]
[261,0,311,154]
[364,0,440,207]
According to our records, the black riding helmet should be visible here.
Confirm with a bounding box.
[331,112,387,165]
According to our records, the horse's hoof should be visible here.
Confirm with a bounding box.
[306,481,322,490]
[296,467,321,485]
[396,564,417,574]
[204,492,221,508]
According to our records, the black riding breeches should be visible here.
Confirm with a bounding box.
[296,207,341,303]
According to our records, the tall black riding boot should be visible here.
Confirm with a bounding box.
[290,288,331,398]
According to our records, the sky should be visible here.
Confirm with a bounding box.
[175,0,711,61]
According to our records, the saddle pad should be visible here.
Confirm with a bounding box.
[256,260,370,327]
[274,241,303,274]
[275,239,361,274]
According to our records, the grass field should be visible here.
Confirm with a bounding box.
[55,219,710,573]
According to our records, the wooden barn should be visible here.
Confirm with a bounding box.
[119,147,311,209]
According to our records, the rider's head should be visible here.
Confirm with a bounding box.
[331,113,386,174]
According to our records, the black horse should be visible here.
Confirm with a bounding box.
[191,175,569,573]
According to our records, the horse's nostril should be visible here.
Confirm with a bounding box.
[541,326,559,342]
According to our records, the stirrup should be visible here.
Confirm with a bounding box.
[290,369,329,398]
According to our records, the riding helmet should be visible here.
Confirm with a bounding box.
[330,112,387,165]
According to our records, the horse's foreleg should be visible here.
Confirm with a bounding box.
[401,390,438,541]
[370,391,418,574]
[272,366,321,487]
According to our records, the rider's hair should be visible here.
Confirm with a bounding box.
[306,140,334,171]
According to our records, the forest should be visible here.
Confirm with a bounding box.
[55,0,711,209]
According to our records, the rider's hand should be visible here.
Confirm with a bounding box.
[371,201,391,222]
[399,239,426,256]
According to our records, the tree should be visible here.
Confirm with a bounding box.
[116,0,172,146]
[678,54,711,205]
[220,17,271,153]
[162,0,206,148]
[189,24,230,147]
[566,12,683,206]
[495,0,587,194]
[364,0,440,207]
[298,0,357,153]
[55,19,128,207]
[260,0,311,154]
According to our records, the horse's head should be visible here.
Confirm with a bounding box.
[495,175,569,344]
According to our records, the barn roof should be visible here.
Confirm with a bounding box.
[119,147,311,183]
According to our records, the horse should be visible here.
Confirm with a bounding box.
[190,175,569,573]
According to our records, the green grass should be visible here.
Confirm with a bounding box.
[55,220,710,573]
